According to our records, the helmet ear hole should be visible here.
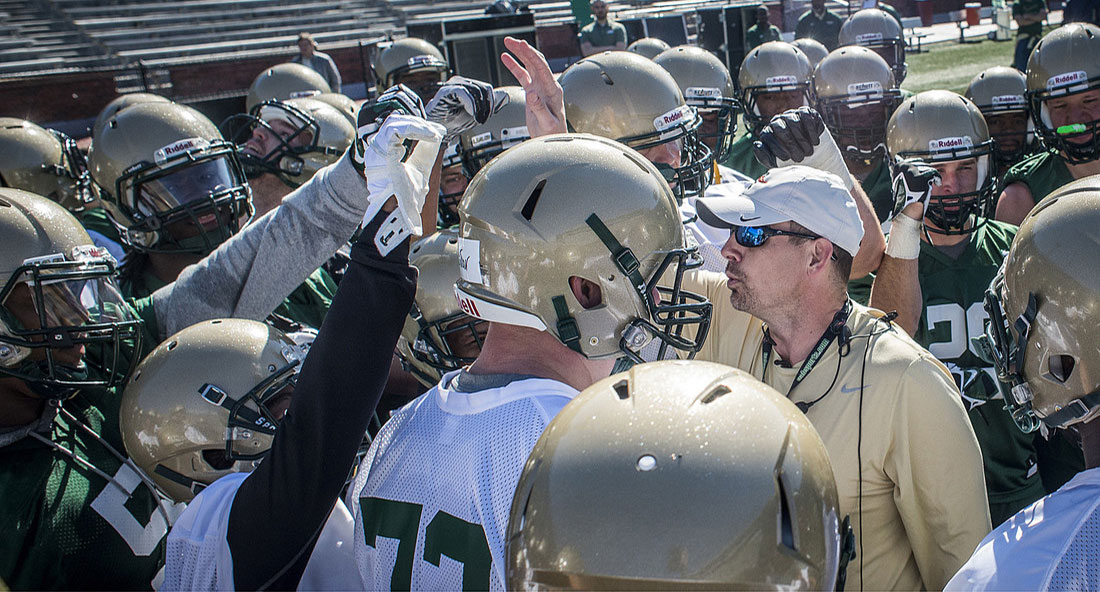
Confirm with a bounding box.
[202,448,234,471]
[1047,354,1076,383]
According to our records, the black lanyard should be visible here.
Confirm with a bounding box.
[761,299,852,407]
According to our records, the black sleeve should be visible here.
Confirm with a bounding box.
[227,211,417,591]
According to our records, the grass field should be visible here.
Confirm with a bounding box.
[901,24,1059,95]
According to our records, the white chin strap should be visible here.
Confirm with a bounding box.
[975,154,989,192]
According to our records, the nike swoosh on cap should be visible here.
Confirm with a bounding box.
[739,215,761,222]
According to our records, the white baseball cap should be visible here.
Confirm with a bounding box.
[695,165,864,257]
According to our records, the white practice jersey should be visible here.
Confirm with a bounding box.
[946,467,1100,591]
[682,166,752,272]
[163,472,362,591]
[348,371,577,591]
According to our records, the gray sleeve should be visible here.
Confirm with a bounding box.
[326,56,341,93]
[150,152,365,340]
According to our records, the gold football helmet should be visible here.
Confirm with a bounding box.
[121,318,304,502]
[372,37,450,102]
[981,176,1100,432]
[88,102,252,254]
[654,45,739,163]
[457,86,529,177]
[456,133,711,364]
[313,92,359,126]
[397,230,485,387]
[626,37,670,59]
[966,66,1035,167]
[0,118,93,212]
[1025,23,1100,164]
[559,51,712,201]
[0,188,141,397]
[838,8,907,83]
[507,360,849,590]
[245,62,331,112]
[223,96,354,188]
[738,41,814,135]
[792,37,829,67]
[886,90,995,234]
[812,46,902,168]
[92,92,172,140]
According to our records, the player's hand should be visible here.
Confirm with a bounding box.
[355,110,445,254]
[753,107,855,190]
[500,36,566,137]
[890,156,941,221]
[351,84,426,176]
[425,76,510,142]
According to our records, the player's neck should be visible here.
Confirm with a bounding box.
[466,323,615,391]
[1067,155,1100,180]
[251,174,294,218]
[0,378,47,429]
[148,251,202,285]
[765,292,847,366]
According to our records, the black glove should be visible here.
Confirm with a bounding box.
[752,106,826,168]
[889,156,941,220]
[424,76,510,141]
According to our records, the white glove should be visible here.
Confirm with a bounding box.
[889,156,942,221]
[753,107,856,191]
[358,113,446,241]
[424,76,510,142]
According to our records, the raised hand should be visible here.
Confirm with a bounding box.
[500,36,566,137]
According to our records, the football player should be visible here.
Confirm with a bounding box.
[996,23,1100,224]
[245,62,331,113]
[812,46,903,224]
[837,8,907,85]
[966,66,1038,176]
[869,90,1082,526]
[372,37,450,104]
[0,89,441,590]
[347,37,712,591]
[728,41,814,179]
[0,117,94,214]
[949,176,1100,590]
[508,360,853,590]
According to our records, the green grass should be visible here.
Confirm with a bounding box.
[900,24,1059,95]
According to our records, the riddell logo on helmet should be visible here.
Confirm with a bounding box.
[154,138,209,164]
[992,94,1025,107]
[653,105,692,132]
[856,32,884,43]
[686,87,722,99]
[848,81,883,95]
[765,75,797,87]
[407,55,438,67]
[928,136,973,152]
[1047,71,1088,90]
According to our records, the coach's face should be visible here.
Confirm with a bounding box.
[720,221,808,316]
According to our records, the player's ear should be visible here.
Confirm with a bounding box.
[569,276,603,309]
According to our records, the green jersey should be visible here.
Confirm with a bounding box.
[0,394,177,589]
[860,159,894,224]
[1002,149,1076,205]
[578,19,626,48]
[745,23,781,50]
[723,133,767,180]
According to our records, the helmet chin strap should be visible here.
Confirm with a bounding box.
[16,357,85,400]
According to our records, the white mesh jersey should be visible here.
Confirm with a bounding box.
[946,467,1100,591]
[347,372,577,591]
[163,472,363,591]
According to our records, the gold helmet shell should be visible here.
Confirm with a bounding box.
[812,46,901,166]
[507,360,845,590]
[92,92,172,139]
[88,101,252,254]
[397,230,484,387]
[372,37,449,99]
[966,66,1034,166]
[312,92,359,126]
[121,318,304,502]
[886,90,995,234]
[560,51,712,201]
[0,118,93,212]
[457,86,529,177]
[738,41,813,133]
[455,133,711,362]
[792,37,829,67]
[654,45,739,163]
[838,8,907,83]
[1024,23,1100,164]
[0,188,141,396]
[245,62,331,112]
[983,176,1100,430]
[626,37,670,59]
